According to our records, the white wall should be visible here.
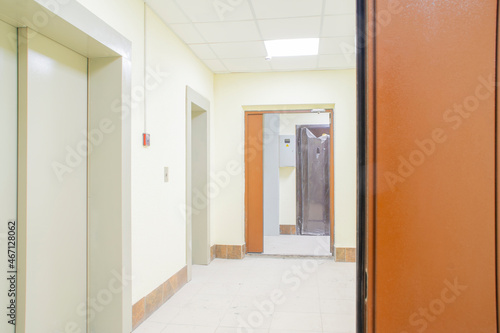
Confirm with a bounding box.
[0,19,17,333]
[278,113,330,226]
[75,0,214,303]
[213,70,357,248]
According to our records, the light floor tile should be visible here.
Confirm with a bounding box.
[137,257,355,333]
[161,324,217,333]
[134,321,168,333]
[219,305,273,329]
[170,307,226,326]
[215,327,268,333]
[270,312,322,331]
[274,295,321,313]
[319,299,356,314]
[322,313,356,332]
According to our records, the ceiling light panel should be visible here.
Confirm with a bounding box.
[265,38,319,57]
[251,0,324,19]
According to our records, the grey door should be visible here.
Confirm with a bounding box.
[296,126,331,236]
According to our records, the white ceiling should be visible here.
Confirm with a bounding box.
[145,0,356,73]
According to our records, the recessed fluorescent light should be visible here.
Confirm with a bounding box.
[264,38,319,58]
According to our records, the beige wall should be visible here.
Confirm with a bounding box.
[279,113,330,226]
[76,0,214,304]
[213,70,356,248]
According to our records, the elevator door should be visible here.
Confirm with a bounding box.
[296,126,331,236]
[22,32,88,332]
[0,19,17,333]
[366,0,498,332]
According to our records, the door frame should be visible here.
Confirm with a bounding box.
[185,86,211,281]
[356,0,368,332]
[244,105,335,254]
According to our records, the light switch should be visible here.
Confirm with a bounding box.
[164,167,169,182]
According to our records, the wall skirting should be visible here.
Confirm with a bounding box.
[335,247,356,262]
[132,266,188,330]
[210,245,216,262]
[215,244,246,259]
[280,225,297,235]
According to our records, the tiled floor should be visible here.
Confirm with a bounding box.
[263,235,331,256]
[135,256,356,333]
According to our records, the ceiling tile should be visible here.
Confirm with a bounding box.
[203,59,229,72]
[322,15,356,37]
[209,41,267,59]
[169,23,206,43]
[195,21,261,43]
[189,44,218,59]
[146,0,189,24]
[251,0,324,19]
[222,57,272,72]
[324,0,356,15]
[318,54,356,69]
[319,36,356,55]
[270,56,318,71]
[258,17,322,40]
[174,0,254,22]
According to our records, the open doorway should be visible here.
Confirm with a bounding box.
[245,107,334,257]
[186,87,211,278]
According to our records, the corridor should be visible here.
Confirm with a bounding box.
[135,257,356,333]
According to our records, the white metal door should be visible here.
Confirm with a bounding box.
[22,32,88,332]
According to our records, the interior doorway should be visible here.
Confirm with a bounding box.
[245,107,334,256]
[186,87,211,278]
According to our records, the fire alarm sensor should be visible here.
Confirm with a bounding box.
[143,133,150,147]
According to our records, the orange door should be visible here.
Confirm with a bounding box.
[245,114,264,252]
[365,0,498,332]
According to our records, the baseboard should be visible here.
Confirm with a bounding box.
[335,247,356,262]
[132,265,188,330]
[280,225,296,235]
[215,244,246,259]
[210,244,216,262]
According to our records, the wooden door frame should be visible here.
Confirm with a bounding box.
[244,107,335,254]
